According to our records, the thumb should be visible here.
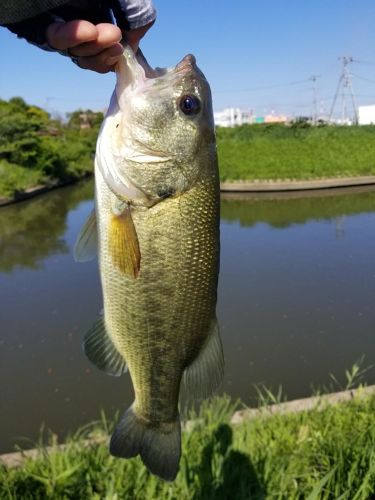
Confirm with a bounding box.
[46,20,98,50]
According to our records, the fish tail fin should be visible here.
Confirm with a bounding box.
[110,404,181,481]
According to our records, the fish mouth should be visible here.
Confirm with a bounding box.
[175,54,197,73]
[134,50,198,82]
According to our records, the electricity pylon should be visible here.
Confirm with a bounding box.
[329,56,358,124]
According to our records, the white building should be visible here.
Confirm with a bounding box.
[214,108,254,127]
[358,105,375,125]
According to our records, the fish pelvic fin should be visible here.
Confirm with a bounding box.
[108,204,141,278]
[83,317,127,377]
[181,317,224,403]
[110,405,181,482]
[73,208,97,262]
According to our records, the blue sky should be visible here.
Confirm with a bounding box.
[1,0,375,118]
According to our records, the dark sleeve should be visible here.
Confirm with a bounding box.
[111,0,156,31]
[4,11,61,49]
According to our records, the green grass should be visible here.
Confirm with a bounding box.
[2,389,375,499]
[217,124,375,181]
[0,160,45,199]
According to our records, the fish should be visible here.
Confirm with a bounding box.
[74,45,223,481]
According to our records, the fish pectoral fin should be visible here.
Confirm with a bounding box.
[180,317,224,402]
[83,316,127,377]
[73,208,97,262]
[109,205,141,279]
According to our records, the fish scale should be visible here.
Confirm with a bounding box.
[97,168,219,423]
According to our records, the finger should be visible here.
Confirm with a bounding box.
[69,23,122,57]
[46,20,98,50]
[76,45,124,73]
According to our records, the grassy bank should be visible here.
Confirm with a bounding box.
[2,390,375,499]
[217,123,375,181]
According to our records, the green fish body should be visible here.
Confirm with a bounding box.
[75,47,223,481]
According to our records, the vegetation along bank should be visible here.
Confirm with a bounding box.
[1,387,375,499]
[2,97,375,202]
[0,98,101,203]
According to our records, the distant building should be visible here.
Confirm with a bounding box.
[264,113,288,124]
[214,107,291,127]
[214,108,255,127]
[358,105,375,125]
[79,113,91,129]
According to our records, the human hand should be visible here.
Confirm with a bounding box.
[46,20,154,73]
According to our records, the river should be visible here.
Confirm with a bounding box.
[1,180,375,453]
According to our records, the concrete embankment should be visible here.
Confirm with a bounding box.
[1,385,374,468]
[230,384,375,424]
[2,175,375,207]
[220,175,375,192]
[0,176,90,207]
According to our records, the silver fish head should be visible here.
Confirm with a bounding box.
[97,46,217,205]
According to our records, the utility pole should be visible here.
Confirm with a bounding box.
[329,56,358,124]
[44,96,56,114]
[309,74,321,124]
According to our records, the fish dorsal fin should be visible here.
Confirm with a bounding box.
[108,204,141,278]
[180,318,224,403]
[73,208,97,262]
[84,316,127,377]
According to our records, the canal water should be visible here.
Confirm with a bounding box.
[1,180,375,453]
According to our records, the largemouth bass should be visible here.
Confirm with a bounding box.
[74,46,223,481]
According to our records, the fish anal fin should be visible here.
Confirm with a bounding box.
[84,317,127,377]
[180,318,224,403]
[108,205,141,278]
[74,208,97,262]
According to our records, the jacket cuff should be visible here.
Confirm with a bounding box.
[114,0,156,31]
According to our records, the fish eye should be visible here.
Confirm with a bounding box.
[179,95,201,116]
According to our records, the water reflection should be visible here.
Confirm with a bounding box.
[2,183,375,274]
[218,187,375,407]
[0,181,94,272]
[221,187,375,228]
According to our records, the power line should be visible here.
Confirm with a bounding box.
[351,73,375,85]
[351,58,375,66]
[214,78,311,94]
